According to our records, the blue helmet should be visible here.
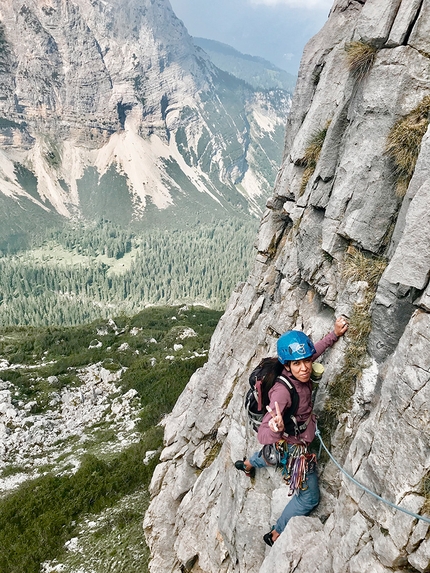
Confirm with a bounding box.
[277,330,316,364]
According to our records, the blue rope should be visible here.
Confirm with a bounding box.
[315,428,430,524]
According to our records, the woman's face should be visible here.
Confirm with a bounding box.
[287,358,313,383]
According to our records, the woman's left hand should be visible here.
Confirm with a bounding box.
[334,316,349,337]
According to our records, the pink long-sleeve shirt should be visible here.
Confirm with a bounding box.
[257,331,339,446]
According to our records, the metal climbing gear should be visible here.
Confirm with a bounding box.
[281,443,317,495]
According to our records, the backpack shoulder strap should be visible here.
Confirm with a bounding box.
[277,376,313,437]
[277,375,293,389]
[276,375,300,416]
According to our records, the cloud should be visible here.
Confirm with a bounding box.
[250,0,333,9]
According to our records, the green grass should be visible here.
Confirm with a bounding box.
[0,465,28,479]
[0,429,162,573]
[300,123,330,195]
[123,355,207,430]
[200,442,222,471]
[48,488,152,572]
[422,472,430,515]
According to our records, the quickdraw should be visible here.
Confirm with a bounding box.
[278,442,317,495]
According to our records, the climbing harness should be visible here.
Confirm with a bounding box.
[263,441,317,495]
[260,443,282,467]
[315,428,430,524]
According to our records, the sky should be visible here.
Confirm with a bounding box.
[169,0,334,74]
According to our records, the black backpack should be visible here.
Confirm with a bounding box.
[245,357,307,436]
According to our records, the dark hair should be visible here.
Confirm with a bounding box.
[259,357,284,409]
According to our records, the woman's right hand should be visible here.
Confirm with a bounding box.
[267,401,284,433]
[334,316,348,337]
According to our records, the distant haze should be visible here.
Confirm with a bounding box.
[169,0,332,74]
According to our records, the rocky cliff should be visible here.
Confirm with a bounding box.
[144,1,430,571]
[0,0,290,241]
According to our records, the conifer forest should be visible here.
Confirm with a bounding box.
[0,217,258,326]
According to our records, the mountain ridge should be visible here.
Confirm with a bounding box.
[0,0,292,245]
[193,37,297,91]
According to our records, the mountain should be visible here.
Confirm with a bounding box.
[0,0,291,248]
[193,37,297,91]
[144,1,430,572]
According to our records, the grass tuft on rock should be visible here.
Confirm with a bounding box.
[422,472,430,515]
[200,442,223,471]
[386,95,430,196]
[324,248,387,419]
[345,41,377,80]
[300,122,330,195]
[342,246,388,286]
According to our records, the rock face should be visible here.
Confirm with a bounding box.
[0,0,290,239]
[144,1,430,572]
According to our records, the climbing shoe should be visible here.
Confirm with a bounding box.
[263,529,275,547]
[234,459,255,478]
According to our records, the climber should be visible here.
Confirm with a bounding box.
[235,316,348,547]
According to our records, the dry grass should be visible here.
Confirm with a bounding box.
[386,96,430,197]
[422,473,430,515]
[200,441,222,471]
[300,123,330,195]
[325,248,387,418]
[345,41,377,80]
[342,247,388,287]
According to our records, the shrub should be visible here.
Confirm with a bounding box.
[300,123,330,195]
[386,96,430,196]
[122,355,207,430]
[345,41,377,80]
[0,428,162,573]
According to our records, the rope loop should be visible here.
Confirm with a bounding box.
[315,428,430,525]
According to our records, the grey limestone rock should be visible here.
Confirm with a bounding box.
[384,178,430,290]
[354,0,403,46]
[368,278,416,363]
[408,0,430,53]
[387,0,423,47]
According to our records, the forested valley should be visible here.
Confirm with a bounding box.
[0,217,258,326]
